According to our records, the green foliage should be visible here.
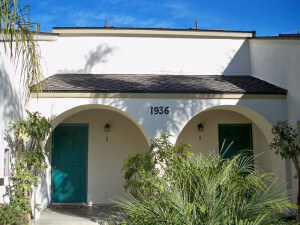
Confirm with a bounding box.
[0,203,28,225]
[270,121,300,220]
[117,136,295,224]
[0,111,51,225]
[0,0,43,98]
[122,134,192,198]
[270,121,299,160]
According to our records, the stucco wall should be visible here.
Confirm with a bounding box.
[37,37,251,77]
[29,97,288,210]
[28,97,287,142]
[0,47,25,204]
[249,39,300,128]
[249,39,300,202]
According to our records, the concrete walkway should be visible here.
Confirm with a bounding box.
[35,205,123,225]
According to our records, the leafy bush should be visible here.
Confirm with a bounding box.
[0,111,51,225]
[270,121,300,220]
[122,134,192,199]
[117,136,295,225]
[0,203,28,225]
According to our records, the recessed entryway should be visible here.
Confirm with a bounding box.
[49,105,149,205]
[175,108,270,171]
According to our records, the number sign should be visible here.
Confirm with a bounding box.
[150,106,170,115]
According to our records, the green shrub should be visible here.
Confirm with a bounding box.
[117,136,295,225]
[0,111,51,225]
[122,134,192,199]
[270,121,300,220]
[0,198,29,225]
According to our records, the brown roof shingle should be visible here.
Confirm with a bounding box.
[35,74,287,95]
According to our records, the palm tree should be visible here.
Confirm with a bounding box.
[1,0,43,99]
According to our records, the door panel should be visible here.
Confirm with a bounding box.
[218,124,253,159]
[52,125,88,203]
[72,142,81,165]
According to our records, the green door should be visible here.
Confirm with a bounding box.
[218,124,253,159]
[51,124,88,203]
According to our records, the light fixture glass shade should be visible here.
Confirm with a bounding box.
[105,123,110,132]
[197,123,204,132]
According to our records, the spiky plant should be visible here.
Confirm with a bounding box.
[116,153,295,224]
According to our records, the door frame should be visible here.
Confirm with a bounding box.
[51,123,89,204]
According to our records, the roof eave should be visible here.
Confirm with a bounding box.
[52,27,254,38]
[30,91,287,100]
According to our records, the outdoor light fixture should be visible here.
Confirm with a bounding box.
[104,123,110,132]
[105,123,110,142]
[197,123,204,132]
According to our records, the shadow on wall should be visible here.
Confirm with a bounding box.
[57,40,250,76]
[220,40,251,76]
[234,97,292,201]
[58,44,117,74]
[38,164,50,208]
[0,55,23,203]
[34,133,53,210]
[84,98,220,140]
[0,59,49,206]
[45,97,220,146]
[0,57,23,179]
[0,60,23,128]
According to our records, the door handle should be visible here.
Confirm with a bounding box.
[53,162,56,169]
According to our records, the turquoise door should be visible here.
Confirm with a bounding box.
[218,124,253,159]
[51,124,88,203]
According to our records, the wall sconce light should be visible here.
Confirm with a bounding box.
[104,123,110,132]
[197,123,204,132]
[105,123,110,142]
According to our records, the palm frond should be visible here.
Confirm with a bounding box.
[115,153,295,224]
[1,0,43,100]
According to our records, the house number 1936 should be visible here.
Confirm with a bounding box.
[150,106,170,115]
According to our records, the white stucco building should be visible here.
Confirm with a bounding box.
[0,27,299,213]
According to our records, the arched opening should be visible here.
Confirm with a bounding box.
[44,104,149,205]
[176,105,286,185]
[51,104,149,145]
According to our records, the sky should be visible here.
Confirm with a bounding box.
[27,0,300,36]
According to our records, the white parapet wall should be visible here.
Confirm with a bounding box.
[249,38,300,203]
[38,36,251,77]
[249,38,300,127]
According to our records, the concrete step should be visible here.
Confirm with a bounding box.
[36,222,98,225]
[35,206,122,225]
[36,220,120,225]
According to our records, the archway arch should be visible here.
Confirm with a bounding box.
[51,104,149,145]
[176,105,273,146]
[204,105,273,143]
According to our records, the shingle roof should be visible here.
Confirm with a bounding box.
[36,74,287,95]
